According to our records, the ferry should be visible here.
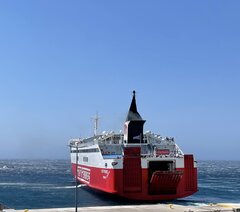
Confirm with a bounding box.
[69,91,198,200]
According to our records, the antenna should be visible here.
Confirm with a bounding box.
[92,112,100,136]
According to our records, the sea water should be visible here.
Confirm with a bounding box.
[0,160,239,209]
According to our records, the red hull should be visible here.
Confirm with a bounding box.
[71,155,197,201]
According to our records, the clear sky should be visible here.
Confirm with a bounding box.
[0,1,240,160]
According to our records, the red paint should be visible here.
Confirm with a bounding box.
[156,149,170,155]
[123,147,142,193]
[184,154,198,192]
[149,170,183,194]
[72,156,198,201]
[124,147,141,156]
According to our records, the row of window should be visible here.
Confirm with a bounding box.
[71,148,100,153]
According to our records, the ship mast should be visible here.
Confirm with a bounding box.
[92,113,99,136]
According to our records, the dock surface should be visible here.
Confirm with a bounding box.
[3,203,240,212]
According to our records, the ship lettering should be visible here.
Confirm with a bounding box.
[78,166,90,183]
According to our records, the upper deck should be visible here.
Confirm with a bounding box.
[69,131,184,159]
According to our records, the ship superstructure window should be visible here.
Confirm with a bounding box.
[83,157,88,162]
[71,148,99,153]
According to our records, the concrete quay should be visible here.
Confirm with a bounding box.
[3,203,240,212]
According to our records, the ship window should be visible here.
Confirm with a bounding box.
[83,157,88,162]
[71,148,99,153]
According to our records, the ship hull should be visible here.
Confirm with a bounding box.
[71,155,197,201]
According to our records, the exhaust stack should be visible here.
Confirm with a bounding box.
[124,91,146,144]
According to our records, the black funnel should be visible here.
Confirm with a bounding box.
[124,91,146,144]
[126,90,143,121]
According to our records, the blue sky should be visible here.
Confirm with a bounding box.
[0,1,240,160]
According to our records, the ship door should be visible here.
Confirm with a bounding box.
[123,147,142,193]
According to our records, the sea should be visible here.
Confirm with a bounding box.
[0,160,239,209]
